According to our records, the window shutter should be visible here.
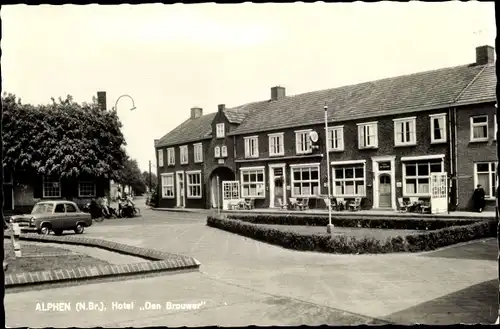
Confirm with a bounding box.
[254,138,259,156]
[373,124,378,148]
[358,126,364,148]
[339,128,344,150]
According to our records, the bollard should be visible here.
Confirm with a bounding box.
[11,223,22,257]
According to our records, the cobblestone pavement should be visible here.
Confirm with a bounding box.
[5,207,498,326]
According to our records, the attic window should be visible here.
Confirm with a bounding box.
[216,123,225,138]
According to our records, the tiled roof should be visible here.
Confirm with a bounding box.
[229,63,493,136]
[455,63,496,105]
[155,113,216,148]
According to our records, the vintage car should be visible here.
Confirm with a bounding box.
[9,200,92,235]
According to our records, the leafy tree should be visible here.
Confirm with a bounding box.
[2,93,127,181]
[142,171,157,192]
[116,157,146,195]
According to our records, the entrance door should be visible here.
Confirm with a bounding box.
[176,172,185,207]
[379,174,391,208]
[273,177,284,207]
[431,172,448,214]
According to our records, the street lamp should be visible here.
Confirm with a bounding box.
[324,104,334,234]
[112,94,136,112]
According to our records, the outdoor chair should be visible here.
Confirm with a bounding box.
[348,197,362,211]
[244,198,255,210]
[297,198,309,211]
[324,198,334,211]
[420,200,431,214]
[277,198,288,210]
[336,198,345,211]
[397,198,409,212]
[288,198,298,210]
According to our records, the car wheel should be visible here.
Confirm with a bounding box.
[74,223,84,234]
[53,229,63,236]
[39,224,51,235]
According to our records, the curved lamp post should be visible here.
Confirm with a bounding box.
[112,94,136,112]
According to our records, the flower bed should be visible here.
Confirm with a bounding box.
[222,213,482,230]
[206,216,496,254]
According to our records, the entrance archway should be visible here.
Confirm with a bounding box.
[209,166,236,208]
[378,174,392,208]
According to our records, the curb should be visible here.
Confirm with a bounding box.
[152,208,495,220]
[4,233,201,288]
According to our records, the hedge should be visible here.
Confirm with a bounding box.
[222,213,481,230]
[206,216,496,254]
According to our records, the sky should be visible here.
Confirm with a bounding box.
[1,2,496,172]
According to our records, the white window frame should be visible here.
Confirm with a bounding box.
[268,132,285,156]
[474,162,498,200]
[429,113,447,144]
[290,163,321,198]
[495,114,497,141]
[295,129,312,155]
[240,166,266,198]
[42,176,61,198]
[216,123,225,138]
[193,143,203,163]
[244,136,259,158]
[221,145,228,158]
[161,173,175,199]
[78,181,96,198]
[214,146,221,158]
[158,149,164,167]
[167,148,175,166]
[470,115,489,142]
[186,170,202,199]
[327,126,344,152]
[332,162,366,197]
[402,159,444,197]
[357,121,378,149]
[179,145,188,165]
[393,117,416,146]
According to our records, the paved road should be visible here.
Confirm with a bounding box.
[5,206,498,326]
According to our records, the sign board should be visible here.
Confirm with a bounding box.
[218,159,225,165]
[274,168,283,176]
[379,162,391,171]
[396,181,402,188]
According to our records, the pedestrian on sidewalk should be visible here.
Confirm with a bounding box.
[472,184,486,212]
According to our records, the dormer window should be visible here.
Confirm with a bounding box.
[216,123,225,138]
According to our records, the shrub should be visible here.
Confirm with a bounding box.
[222,213,482,231]
[206,216,495,254]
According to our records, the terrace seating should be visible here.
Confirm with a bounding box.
[419,199,431,214]
[323,198,334,211]
[336,198,346,211]
[348,197,362,211]
[296,198,310,211]
[288,198,298,210]
[244,198,255,210]
[397,198,409,212]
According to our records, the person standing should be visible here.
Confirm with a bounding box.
[472,184,486,212]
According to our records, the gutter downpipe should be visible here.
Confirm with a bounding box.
[447,106,454,214]
[453,107,458,209]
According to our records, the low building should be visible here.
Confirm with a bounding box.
[155,44,496,212]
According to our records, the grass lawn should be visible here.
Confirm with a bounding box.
[4,239,111,274]
[255,223,423,240]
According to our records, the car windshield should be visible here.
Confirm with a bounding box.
[31,203,55,214]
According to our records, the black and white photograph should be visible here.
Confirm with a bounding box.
[1,1,498,326]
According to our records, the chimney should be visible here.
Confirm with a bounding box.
[154,139,159,147]
[218,104,225,113]
[97,91,107,111]
[476,45,495,65]
[271,86,286,101]
[190,107,203,119]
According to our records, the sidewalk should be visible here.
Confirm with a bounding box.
[152,207,496,220]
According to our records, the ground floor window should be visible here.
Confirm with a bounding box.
[78,181,96,197]
[161,173,174,198]
[186,171,202,198]
[291,165,320,197]
[403,160,443,196]
[332,164,365,197]
[240,167,265,198]
[43,176,61,198]
[475,162,498,198]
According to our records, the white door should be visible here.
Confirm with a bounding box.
[222,181,240,210]
[431,172,448,214]
[176,172,185,207]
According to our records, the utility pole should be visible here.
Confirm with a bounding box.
[149,160,152,193]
